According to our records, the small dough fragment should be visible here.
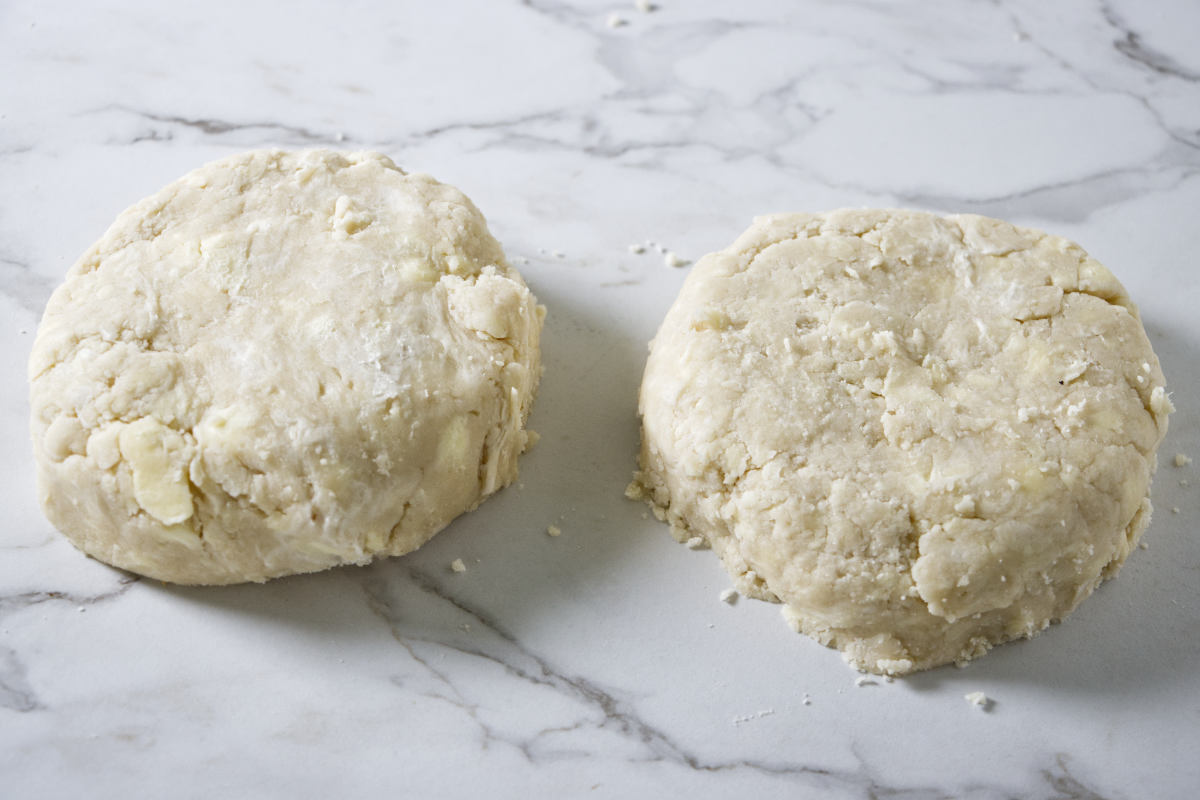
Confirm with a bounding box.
[633,209,1170,674]
[964,691,992,709]
[29,149,543,585]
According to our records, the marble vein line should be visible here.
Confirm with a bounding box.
[98,103,576,155]
[896,163,1197,223]
[358,566,859,784]
[96,105,343,146]
[1099,0,1200,82]
[0,253,58,317]
[998,1,1200,151]
[0,578,139,619]
[0,646,42,713]
[355,566,1116,797]
[0,578,139,714]
[1041,753,1115,800]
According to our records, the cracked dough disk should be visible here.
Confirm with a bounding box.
[30,149,543,585]
[633,209,1171,674]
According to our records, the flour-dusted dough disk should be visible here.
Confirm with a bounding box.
[633,209,1171,674]
[30,149,543,585]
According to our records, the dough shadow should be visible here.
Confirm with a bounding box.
[906,318,1200,695]
[149,270,670,658]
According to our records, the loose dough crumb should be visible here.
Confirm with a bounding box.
[606,13,627,27]
[629,243,646,254]
[720,588,739,604]
[664,251,690,268]
[1175,453,1192,467]
[547,524,562,537]
[450,558,467,573]
[855,676,877,687]
[635,0,655,11]
[964,691,992,710]
[732,709,775,725]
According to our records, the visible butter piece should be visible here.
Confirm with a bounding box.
[117,418,194,525]
[436,415,471,470]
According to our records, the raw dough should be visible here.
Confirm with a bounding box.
[30,149,543,585]
[632,209,1171,674]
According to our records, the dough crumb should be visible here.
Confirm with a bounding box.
[635,0,656,11]
[1175,453,1192,467]
[1171,507,1180,514]
[854,676,877,687]
[629,243,646,254]
[624,480,645,500]
[685,536,707,550]
[664,251,690,268]
[719,588,738,604]
[1180,479,1189,487]
[732,709,775,725]
[606,12,627,27]
[547,524,562,537]
[964,691,992,710]
[802,693,812,706]
[450,558,467,573]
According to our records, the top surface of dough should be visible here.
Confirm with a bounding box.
[30,149,543,584]
[637,208,1170,673]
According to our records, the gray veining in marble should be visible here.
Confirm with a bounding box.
[1,1,1197,797]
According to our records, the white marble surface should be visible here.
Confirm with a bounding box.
[2,1,1199,797]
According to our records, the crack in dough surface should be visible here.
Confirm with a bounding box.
[634,209,1170,674]
[30,149,543,585]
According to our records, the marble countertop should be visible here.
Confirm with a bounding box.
[3,1,1198,797]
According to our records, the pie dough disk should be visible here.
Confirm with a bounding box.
[633,209,1170,674]
[29,149,544,585]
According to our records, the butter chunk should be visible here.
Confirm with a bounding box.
[117,418,194,525]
